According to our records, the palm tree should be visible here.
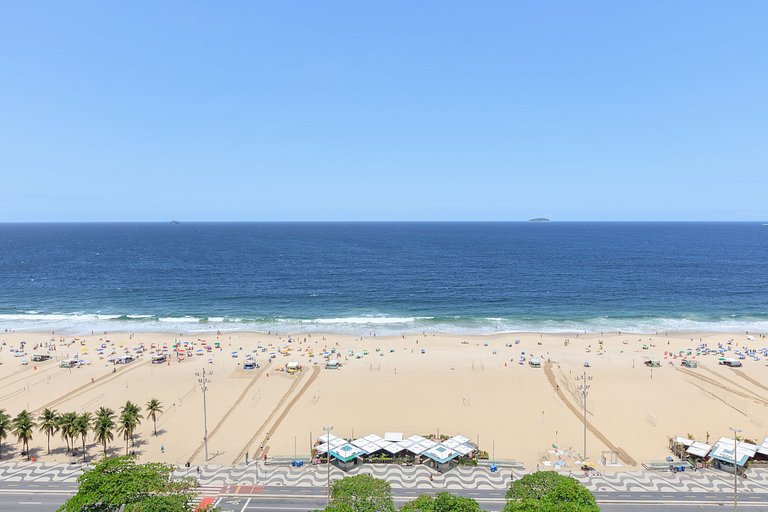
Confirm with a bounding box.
[39,408,59,455]
[120,401,143,448]
[145,398,163,436]
[11,410,36,461]
[117,411,133,456]
[0,409,10,460]
[73,413,91,463]
[93,407,116,457]
[57,412,77,455]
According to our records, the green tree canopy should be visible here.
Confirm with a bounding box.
[58,456,195,512]
[400,492,482,511]
[319,474,395,512]
[504,471,598,512]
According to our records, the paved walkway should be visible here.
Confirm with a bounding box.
[1,461,767,494]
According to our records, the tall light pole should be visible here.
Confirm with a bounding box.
[730,426,742,512]
[323,425,333,505]
[576,371,592,461]
[196,368,213,462]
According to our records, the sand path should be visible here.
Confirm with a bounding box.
[235,366,321,463]
[186,365,268,462]
[733,369,768,395]
[33,361,150,414]
[682,377,747,416]
[0,363,60,388]
[544,361,636,466]
[676,367,768,406]
[698,365,768,401]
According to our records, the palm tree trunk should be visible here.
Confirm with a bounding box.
[154,417,157,436]
[47,432,51,455]
[26,440,30,461]
[82,437,86,463]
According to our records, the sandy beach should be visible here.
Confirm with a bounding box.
[1,329,766,471]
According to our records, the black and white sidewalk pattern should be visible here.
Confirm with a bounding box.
[1,461,767,494]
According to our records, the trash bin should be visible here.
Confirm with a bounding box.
[490,464,498,473]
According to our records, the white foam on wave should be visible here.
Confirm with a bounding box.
[0,313,121,321]
[158,316,200,323]
[303,316,433,325]
[1,311,768,336]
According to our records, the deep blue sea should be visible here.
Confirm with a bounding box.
[1,222,767,334]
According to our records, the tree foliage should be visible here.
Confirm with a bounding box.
[58,456,196,512]
[94,407,117,457]
[400,492,482,511]
[39,408,59,455]
[12,410,36,460]
[504,471,598,512]
[146,398,163,437]
[319,474,396,512]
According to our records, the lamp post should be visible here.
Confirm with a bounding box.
[730,426,742,512]
[323,425,333,505]
[576,371,592,461]
[196,368,213,462]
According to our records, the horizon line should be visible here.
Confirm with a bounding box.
[0,219,767,224]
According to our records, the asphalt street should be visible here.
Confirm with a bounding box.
[1,481,767,511]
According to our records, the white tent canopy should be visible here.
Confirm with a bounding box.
[686,442,712,458]
[316,432,477,458]
[758,438,768,456]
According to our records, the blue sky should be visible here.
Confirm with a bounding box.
[1,1,766,221]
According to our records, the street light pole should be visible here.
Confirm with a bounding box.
[576,371,592,461]
[196,368,213,462]
[324,425,333,505]
[730,426,742,512]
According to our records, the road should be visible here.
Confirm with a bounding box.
[1,481,767,511]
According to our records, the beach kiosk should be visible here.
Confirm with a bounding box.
[286,361,302,374]
[709,438,756,474]
[325,359,341,369]
[422,444,461,472]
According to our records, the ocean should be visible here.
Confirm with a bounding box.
[0,222,766,334]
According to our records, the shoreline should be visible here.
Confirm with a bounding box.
[1,328,766,470]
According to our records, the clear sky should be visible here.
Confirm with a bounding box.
[1,1,766,221]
